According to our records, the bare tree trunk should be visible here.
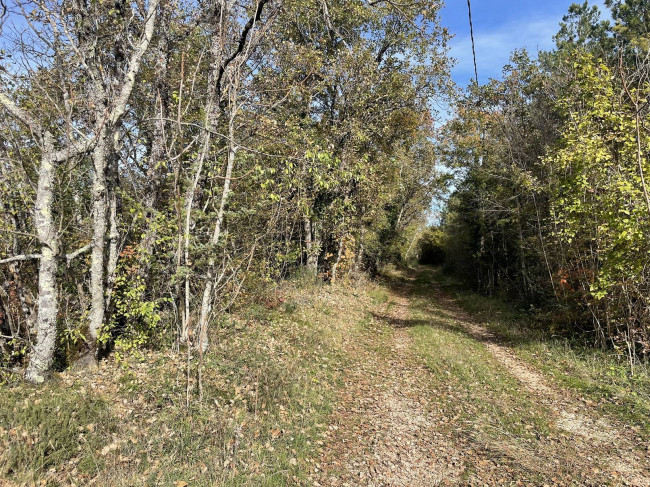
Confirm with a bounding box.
[139,1,171,278]
[88,124,108,347]
[354,241,364,274]
[533,193,558,301]
[87,0,159,352]
[404,229,420,262]
[183,0,277,350]
[105,147,120,313]
[2,0,159,379]
[198,113,237,352]
[331,233,345,283]
[171,51,187,336]
[304,216,317,275]
[0,98,96,381]
[25,133,59,383]
[180,15,225,341]
[307,221,320,275]
[181,133,211,341]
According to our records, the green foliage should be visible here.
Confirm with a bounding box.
[606,0,650,51]
[0,0,450,375]
[99,246,168,362]
[440,50,558,299]
[554,1,613,54]
[545,51,650,353]
[0,268,359,485]
[417,227,446,266]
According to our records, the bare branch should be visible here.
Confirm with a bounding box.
[65,243,92,264]
[51,137,97,164]
[0,254,42,264]
[109,0,160,125]
[319,0,350,51]
[0,92,42,137]
[215,0,274,95]
[0,93,95,162]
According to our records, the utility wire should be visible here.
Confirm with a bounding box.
[467,0,478,84]
[466,0,484,169]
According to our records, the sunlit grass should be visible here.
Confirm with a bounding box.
[428,266,650,436]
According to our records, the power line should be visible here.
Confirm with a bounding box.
[467,0,478,84]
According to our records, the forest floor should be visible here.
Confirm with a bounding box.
[2,267,650,486]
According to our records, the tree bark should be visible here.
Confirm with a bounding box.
[354,241,364,274]
[181,133,211,342]
[88,123,108,346]
[307,221,321,275]
[180,11,226,341]
[87,0,159,352]
[139,0,171,279]
[303,216,318,275]
[25,133,59,384]
[105,146,120,313]
[330,233,345,283]
[197,113,237,352]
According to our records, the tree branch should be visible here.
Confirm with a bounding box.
[1,92,96,162]
[319,0,350,51]
[65,243,91,264]
[109,0,160,125]
[0,243,92,266]
[215,0,272,94]
[0,254,42,264]
[0,92,42,138]
[51,136,98,164]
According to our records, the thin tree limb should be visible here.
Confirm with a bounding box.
[0,254,42,264]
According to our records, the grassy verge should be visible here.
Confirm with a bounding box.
[0,276,377,486]
[428,266,650,437]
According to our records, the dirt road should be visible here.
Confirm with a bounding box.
[313,268,650,486]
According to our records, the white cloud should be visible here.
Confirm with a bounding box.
[450,0,611,86]
[450,16,559,84]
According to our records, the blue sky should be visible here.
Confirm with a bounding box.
[440,0,610,87]
[429,0,611,223]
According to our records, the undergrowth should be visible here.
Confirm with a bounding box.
[0,275,375,486]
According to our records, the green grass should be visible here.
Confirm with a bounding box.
[427,266,650,437]
[12,264,648,485]
[0,275,379,486]
[0,382,116,484]
[367,288,389,306]
[365,270,571,482]
[376,267,625,484]
[407,282,552,443]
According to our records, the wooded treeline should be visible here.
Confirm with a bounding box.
[0,0,450,382]
[440,0,650,364]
